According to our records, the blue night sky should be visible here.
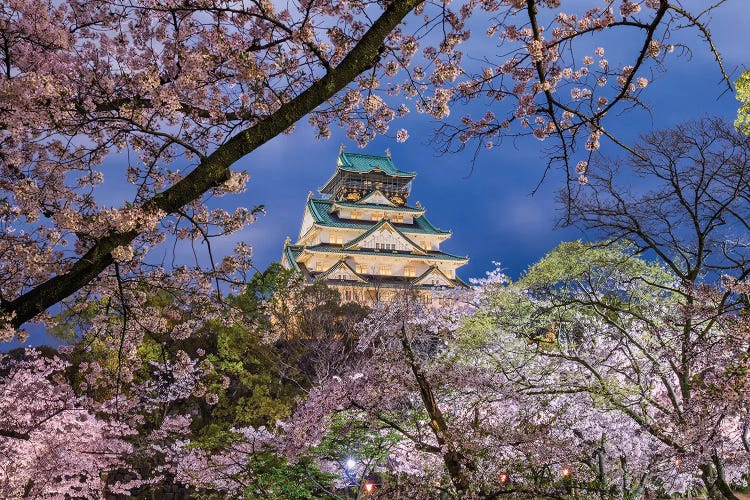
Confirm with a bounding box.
[228,2,750,283]
[6,1,750,350]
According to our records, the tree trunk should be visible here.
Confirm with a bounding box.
[399,323,472,493]
[699,456,738,500]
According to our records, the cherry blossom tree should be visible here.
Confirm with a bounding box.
[467,243,750,498]
[262,285,687,497]
[0,349,135,497]
[0,0,423,339]
[0,1,744,496]
[0,1,735,342]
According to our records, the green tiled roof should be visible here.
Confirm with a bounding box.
[332,201,424,214]
[312,277,461,290]
[412,266,455,287]
[317,259,366,282]
[338,152,416,178]
[302,244,468,262]
[283,245,303,272]
[308,198,448,235]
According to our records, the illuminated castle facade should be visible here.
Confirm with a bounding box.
[281,149,468,303]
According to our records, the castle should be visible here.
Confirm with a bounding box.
[281,149,468,303]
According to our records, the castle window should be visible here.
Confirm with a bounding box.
[392,214,404,223]
[404,266,416,277]
[316,262,324,272]
[330,234,343,245]
[356,264,367,274]
[351,211,362,220]
[379,265,392,276]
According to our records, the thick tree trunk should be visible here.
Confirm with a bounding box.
[699,455,738,500]
[399,323,472,493]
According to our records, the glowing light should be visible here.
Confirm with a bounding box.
[364,482,375,494]
[499,472,509,484]
[561,466,572,478]
[345,458,356,470]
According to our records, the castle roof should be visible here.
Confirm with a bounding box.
[289,243,468,263]
[307,198,448,235]
[337,152,416,178]
[283,244,469,287]
[331,200,425,214]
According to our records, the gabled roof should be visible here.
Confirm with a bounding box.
[317,260,367,283]
[358,190,395,206]
[412,266,456,288]
[338,152,416,178]
[308,198,449,235]
[343,219,426,254]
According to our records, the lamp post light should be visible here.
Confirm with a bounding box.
[499,472,509,485]
[364,481,375,494]
[342,456,358,491]
[561,466,572,478]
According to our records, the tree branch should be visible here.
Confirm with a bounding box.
[2,0,423,329]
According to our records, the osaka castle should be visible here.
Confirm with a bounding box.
[281,148,468,303]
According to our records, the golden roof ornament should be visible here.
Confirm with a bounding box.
[385,148,391,157]
[284,236,291,246]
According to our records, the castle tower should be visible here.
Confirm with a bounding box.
[281,150,468,303]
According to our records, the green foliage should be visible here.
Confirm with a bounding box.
[315,412,401,467]
[457,240,675,363]
[310,412,400,496]
[521,240,671,296]
[192,319,300,448]
[192,264,306,447]
[736,70,750,135]
[240,455,336,500]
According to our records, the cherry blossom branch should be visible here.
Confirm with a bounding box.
[1,0,423,329]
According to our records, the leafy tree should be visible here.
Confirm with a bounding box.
[736,70,750,135]
[465,241,750,498]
